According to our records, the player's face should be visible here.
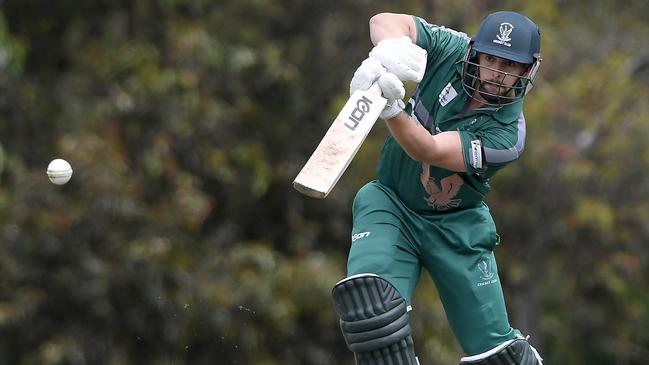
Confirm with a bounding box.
[476,53,529,101]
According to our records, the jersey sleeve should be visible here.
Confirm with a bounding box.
[412,16,471,62]
[459,113,527,175]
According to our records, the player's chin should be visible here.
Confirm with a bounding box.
[479,84,512,100]
[478,86,498,101]
[480,82,502,94]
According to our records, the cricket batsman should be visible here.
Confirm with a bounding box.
[331,10,544,365]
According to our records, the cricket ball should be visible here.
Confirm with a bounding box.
[47,158,73,185]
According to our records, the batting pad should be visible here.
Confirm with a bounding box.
[332,273,419,365]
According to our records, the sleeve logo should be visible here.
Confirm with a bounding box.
[470,139,483,169]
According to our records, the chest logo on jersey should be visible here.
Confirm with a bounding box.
[420,165,463,210]
[438,82,458,107]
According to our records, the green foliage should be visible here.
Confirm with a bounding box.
[1,0,649,364]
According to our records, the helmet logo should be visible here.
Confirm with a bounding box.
[493,22,514,47]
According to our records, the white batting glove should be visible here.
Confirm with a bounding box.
[380,99,406,120]
[377,72,406,120]
[377,72,405,101]
[349,57,407,120]
[369,36,427,82]
[349,57,386,95]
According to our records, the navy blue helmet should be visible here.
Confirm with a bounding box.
[462,11,542,106]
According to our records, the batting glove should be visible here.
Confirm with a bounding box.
[349,57,406,120]
[369,36,427,82]
[380,99,405,120]
[349,57,386,95]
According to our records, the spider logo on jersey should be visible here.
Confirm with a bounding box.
[420,167,463,210]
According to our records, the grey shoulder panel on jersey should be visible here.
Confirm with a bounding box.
[483,112,526,164]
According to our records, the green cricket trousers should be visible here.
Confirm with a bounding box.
[347,181,522,355]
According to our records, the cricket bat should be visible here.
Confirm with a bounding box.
[293,84,387,199]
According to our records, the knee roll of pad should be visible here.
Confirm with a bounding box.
[332,274,419,365]
[459,337,543,365]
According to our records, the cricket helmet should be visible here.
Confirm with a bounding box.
[462,11,542,106]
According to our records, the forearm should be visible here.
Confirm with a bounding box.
[385,113,467,172]
[384,112,434,161]
[369,13,417,45]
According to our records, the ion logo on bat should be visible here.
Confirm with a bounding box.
[344,96,374,131]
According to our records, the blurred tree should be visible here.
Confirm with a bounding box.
[0,0,648,364]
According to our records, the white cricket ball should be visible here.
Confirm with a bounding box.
[47,158,73,185]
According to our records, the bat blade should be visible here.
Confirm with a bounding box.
[293,87,387,199]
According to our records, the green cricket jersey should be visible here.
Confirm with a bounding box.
[376,16,527,214]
